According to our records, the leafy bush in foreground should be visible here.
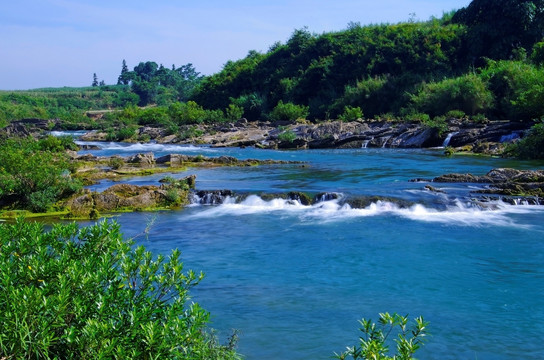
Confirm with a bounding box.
[0,219,240,359]
[335,313,428,360]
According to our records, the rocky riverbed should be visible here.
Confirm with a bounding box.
[77,118,534,154]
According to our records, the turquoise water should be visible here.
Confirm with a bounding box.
[78,141,544,359]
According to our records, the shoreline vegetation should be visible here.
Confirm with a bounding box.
[1,1,544,358]
[1,0,543,219]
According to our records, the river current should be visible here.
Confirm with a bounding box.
[75,139,544,359]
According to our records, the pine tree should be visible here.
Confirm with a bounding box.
[92,73,98,87]
[117,59,130,85]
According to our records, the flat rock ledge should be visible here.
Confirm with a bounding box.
[415,168,544,200]
[65,176,196,218]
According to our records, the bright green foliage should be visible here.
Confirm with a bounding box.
[0,219,240,359]
[339,106,364,122]
[269,101,309,122]
[0,87,137,128]
[410,73,493,117]
[38,135,80,152]
[225,104,244,121]
[480,60,544,120]
[0,137,81,212]
[333,76,388,118]
[191,22,466,120]
[335,313,428,360]
[277,127,297,143]
[168,101,206,125]
[504,123,544,159]
[106,125,138,141]
[530,41,544,66]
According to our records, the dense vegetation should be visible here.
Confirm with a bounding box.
[0,219,240,359]
[0,136,82,212]
[1,0,543,158]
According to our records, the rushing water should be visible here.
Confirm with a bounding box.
[74,139,544,360]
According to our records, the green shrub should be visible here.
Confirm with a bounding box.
[335,313,428,360]
[277,126,297,143]
[445,109,465,119]
[106,126,138,141]
[204,109,226,124]
[0,219,240,359]
[404,112,431,123]
[38,135,79,152]
[169,101,207,125]
[410,74,493,117]
[178,126,204,141]
[471,113,488,123]
[108,156,125,170]
[426,116,448,136]
[531,41,544,66]
[139,107,170,126]
[165,188,181,205]
[339,106,363,122]
[226,103,244,121]
[503,123,544,159]
[0,137,81,212]
[230,93,265,121]
[269,100,309,122]
[480,60,544,120]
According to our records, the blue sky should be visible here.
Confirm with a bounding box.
[0,0,471,90]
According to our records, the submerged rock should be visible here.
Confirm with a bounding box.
[344,196,414,209]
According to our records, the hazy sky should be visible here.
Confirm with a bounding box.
[0,0,472,90]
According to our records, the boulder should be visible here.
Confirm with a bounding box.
[156,154,189,166]
[126,152,155,167]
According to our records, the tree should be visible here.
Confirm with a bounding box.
[453,0,544,62]
[117,59,130,85]
[92,73,98,87]
[130,61,160,105]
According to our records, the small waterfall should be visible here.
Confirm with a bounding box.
[191,190,234,205]
[442,132,459,147]
[381,136,391,148]
[361,139,370,148]
[499,131,521,143]
[314,192,341,203]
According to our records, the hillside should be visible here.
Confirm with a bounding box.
[1,0,544,157]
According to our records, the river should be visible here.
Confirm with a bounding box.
[75,140,544,360]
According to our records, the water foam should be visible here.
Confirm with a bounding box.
[188,196,541,227]
[77,141,216,154]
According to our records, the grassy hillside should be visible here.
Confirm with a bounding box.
[1,0,544,133]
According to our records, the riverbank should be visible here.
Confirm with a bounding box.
[76,118,533,155]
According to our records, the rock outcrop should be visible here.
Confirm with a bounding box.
[65,177,195,218]
[427,168,544,200]
[76,118,534,151]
